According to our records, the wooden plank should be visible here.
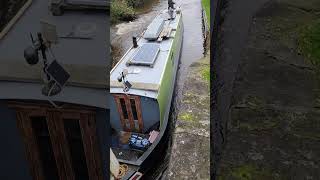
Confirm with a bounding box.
[8,101,96,113]
[47,111,75,180]
[132,96,143,132]
[61,112,81,120]
[79,113,103,180]
[124,95,135,131]
[27,109,46,116]
[16,111,45,180]
[113,95,129,131]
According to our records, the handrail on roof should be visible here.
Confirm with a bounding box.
[0,0,32,40]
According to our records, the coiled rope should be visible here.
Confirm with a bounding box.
[117,164,129,178]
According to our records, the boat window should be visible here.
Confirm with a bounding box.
[31,116,59,180]
[64,119,89,180]
[120,98,129,119]
[130,99,138,120]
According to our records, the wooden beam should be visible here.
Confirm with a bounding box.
[113,95,129,131]
[16,110,45,180]
[124,95,135,131]
[80,113,103,180]
[8,100,96,113]
[47,111,75,180]
[132,96,144,133]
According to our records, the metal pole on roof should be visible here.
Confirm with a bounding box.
[168,0,175,9]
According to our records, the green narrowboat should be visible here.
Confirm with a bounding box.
[110,4,183,179]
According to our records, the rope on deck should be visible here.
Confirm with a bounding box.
[117,164,129,179]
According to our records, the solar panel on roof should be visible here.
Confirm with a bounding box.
[130,43,160,67]
[46,60,70,87]
[143,17,165,40]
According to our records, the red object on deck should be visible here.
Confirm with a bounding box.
[129,172,143,180]
[148,130,159,143]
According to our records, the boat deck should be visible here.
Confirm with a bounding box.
[112,148,142,162]
[111,131,150,161]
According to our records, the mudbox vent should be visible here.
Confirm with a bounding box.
[128,43,160,67]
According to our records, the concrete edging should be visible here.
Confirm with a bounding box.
[0,0,33,40]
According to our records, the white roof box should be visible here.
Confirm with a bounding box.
[143,16,165,40]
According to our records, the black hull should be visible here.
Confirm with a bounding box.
[139,120,171,177]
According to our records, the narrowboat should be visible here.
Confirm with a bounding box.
[0,0,108,179]
[109,3,183,179]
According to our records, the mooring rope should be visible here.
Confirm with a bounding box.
[117,164,129,178]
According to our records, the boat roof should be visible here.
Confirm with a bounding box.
[0,0,108,89]
[0,82,109,109]
[110,10,181,99]
[0,0,109,108]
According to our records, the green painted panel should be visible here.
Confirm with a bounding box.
[157,16,182,128]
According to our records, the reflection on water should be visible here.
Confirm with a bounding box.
[110,0,205,178]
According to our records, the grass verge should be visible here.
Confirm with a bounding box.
[201,56,210,84]
[202,0,210,26]
[298,20,320,69]
[111,0,136,24]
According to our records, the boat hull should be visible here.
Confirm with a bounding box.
[137,12,184,177]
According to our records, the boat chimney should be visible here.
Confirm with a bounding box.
[133,36,138,48]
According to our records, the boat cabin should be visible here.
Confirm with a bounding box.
[109,7,183,169]
[0,1,108,180]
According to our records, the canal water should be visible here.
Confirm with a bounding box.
[111,0,205,178]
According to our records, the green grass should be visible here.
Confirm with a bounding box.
[218,164,277,180]
[200,53,210,84]
[201,65,210,83]
[111,0,136,24]
[202,0,210,26]
[231,165,275,180]
[298,20,320,68]
[179,113,195,122]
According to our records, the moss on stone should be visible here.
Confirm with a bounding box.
[179,113,195,122]
[289,112,320,140]
[201,65,210,83]
[218,164,277,180]
[298,20,320,68]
